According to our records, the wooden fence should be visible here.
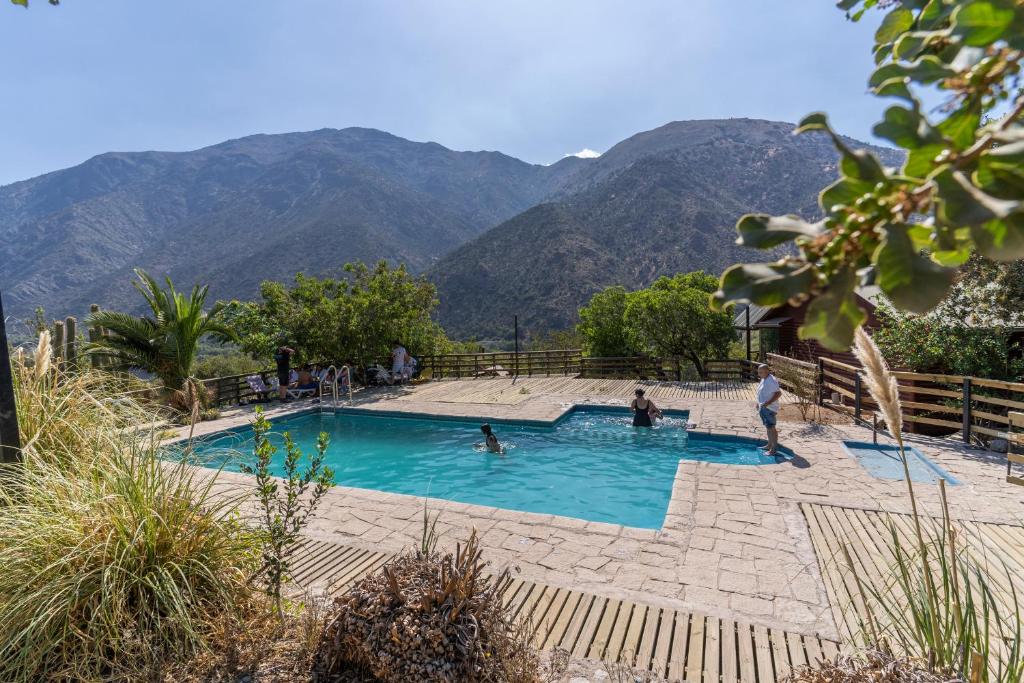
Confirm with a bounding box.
[201,370,276,407]
[421,351,760,382]
[421,350,583,379]
[1008,412,1023,487]
[766,353,1024,446]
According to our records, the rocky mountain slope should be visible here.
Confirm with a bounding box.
[0,127,572,317]
[1,119,899,340]
[428,119,902,339]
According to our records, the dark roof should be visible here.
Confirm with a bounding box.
[733,303,775,329]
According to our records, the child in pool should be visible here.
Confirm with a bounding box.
[479,423,503,454]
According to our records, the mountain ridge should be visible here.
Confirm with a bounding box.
[0,119,900,339]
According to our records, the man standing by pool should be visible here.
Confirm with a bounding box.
[756,363,782,456]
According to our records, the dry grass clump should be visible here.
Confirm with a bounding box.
[314,529,540,682]
[0,337,260,682]
[784,649,955,683]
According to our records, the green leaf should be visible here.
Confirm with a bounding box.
[951,0,1016,46]
[971,214,1024,260]
[820,177,873,211]
[868,56,955,88]
[735,214,825,248]
[919,0,955,29]
[937,103,981,149]
[903,143,945,177]
[10,0,28,5]
[875,225,956,313]
[934,168,1019,225]
[799,267,868,351]
[876,7,914,44]
[893,30,948,60]
[712,262,817,310]
[874,77,915,102]
[795,112,887,182]
[873,105,943,149]
[795,112,829,134]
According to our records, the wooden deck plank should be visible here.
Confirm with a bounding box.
[603,600,634,664]
[720,618,738,683]
[620,603,649,667]
[651,609,677,680]
[752,624,776,683]
[587,599,623,660]
[705,616,720,683]
[668,611,690,681]
[685,612,705,683]
[736,623,758,683]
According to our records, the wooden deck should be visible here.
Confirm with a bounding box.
[802,503,1024,648]
[289,537,838,682]
[401,377,769,406]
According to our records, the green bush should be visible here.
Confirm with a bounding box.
[193,350,266,379]
[0,339,259,681]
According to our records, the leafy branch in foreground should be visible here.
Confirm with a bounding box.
[714,0,1024,351]
[242,408,334,621]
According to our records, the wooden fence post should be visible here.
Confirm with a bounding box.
[962,376,972,444]
[854,372,863,422]
[816,358,824,406]
[0,291,21,464]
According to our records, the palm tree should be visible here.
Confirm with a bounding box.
[87,270,237,397]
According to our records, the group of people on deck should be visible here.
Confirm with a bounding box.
[626,362,782,455]
[272,345,352,401]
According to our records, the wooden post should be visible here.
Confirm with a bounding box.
[0,291,22,464]
[745,306,751,362]
[854,372,863,422]
[962,376,972,444]
[816,358,824,406]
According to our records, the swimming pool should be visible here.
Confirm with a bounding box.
[842,440,960,485]
[182,407,779,529]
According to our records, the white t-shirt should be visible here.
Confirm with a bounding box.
[391,346,407,373]
[756,374,781,412]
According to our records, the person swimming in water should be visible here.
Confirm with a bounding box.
[630,388,662,427]
[480,423,503,453]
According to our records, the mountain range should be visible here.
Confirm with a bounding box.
[0,119,900,340]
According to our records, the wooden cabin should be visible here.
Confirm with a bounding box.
[734,288,881,365]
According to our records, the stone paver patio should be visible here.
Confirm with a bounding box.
[181,377,1023,644]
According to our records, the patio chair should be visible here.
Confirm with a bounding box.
[246,375,272,402]
[286,383,318,400]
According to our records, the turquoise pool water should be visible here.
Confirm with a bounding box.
[842,441,960,485]
[184,407,778,529]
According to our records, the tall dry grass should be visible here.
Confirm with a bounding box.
[0,334,260,682]
[849,327,1023,683]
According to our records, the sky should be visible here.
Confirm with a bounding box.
[0,1,887,186]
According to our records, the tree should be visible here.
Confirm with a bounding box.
[624,272,735,377]
[872,256,1024,379]
[713,0,1024,351]
[226,261,452,369]
[87,270,236,394]
[577,286,635,357]
[9,1,59,6]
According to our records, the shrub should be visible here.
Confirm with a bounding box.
[314,528,540,682]
[0,338,259,682]
[242,407,334,621]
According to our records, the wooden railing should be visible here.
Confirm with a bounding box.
[421,350,583,379]
[1009,412,1024,486]
[200,370,276,407]
[807,355,1024,444]
[421,351,758,382]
